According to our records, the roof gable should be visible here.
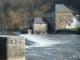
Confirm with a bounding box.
[34,18,47,24]
[46,4,72,13]
[55,4,72,12]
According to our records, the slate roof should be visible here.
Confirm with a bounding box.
[46,4,72,13]
[34,17,47,24]
[27,17,48,28]
[55,4,72,12]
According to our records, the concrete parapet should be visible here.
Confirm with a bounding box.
[0,35,25,60]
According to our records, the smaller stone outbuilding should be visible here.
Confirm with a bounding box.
[27,17,48,34]
[33,18,47,34]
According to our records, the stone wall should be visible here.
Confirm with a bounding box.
[33,24,47,34]
[46,12,73,31]
[55,13,73,30]
[0,35,25,60]
[46,13,55,31]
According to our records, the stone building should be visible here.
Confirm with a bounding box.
[27,17,48,34]
[33,18,47,34]
[0,35,25,60]
[46,4,73,31]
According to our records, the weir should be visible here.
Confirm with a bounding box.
[0,35,25,60]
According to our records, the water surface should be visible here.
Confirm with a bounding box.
[25,34,80,60]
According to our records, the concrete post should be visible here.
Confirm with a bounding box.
[0,35,25,60]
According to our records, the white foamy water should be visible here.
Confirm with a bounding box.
[21,34,61,48]
[13,32,80,48]
[13,32,63,48]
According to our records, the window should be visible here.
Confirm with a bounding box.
[64,24,66,29]
[71,20,73,23]
[11,40,13,44]
[69,24,70,26]
[68,19,70,22]
[60,19,61,22]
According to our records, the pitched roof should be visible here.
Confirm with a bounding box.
[46,4,72,13]
[34,17,47,24]
[55,4,72,12]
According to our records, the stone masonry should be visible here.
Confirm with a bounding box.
[0,35,25,60]
[55,13,73,30]
[46,4,73,31]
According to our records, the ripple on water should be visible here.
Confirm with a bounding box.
[25,34,80,60]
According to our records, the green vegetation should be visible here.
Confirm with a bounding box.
[69,28,79,31]
[59,28,79,31]
[56,28,80,34]
[0,0,53,31]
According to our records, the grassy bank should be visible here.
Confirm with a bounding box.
[59,28,79,31]
[56,28,80,34]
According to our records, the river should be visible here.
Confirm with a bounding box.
[24,34,80,60]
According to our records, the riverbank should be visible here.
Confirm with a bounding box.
[55,30,80,34]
